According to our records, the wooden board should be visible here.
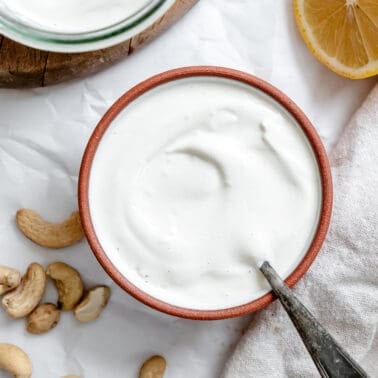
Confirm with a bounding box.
[0,0,198,88]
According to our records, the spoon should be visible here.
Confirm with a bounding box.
[259,261,369,378]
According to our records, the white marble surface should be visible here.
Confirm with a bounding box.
[0,0,375,377]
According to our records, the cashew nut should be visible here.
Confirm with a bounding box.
[16,209,84,249]
[27,303,61,334]
[0,343,32,378]
[46,262,84,311]
[2,263,46,319]
[139,355,167,378]
[74,286,110,323]
[0,266,21,295]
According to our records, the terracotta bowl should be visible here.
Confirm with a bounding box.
[79,66,333,320]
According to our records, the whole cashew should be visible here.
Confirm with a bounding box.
[27,303,61,334]
[139,355,166,378]
[0,266,21,295]
[46,262,84,311]
[16,209,84,249]
[0,343,32,378]
[74,286,110,323]
[2,263,46,319]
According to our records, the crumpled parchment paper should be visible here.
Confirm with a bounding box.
[0,0,375,377]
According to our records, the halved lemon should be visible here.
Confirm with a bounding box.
[294,0,378,79]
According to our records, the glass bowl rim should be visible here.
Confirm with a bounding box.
[0,0,168,45]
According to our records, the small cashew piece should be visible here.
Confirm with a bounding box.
[16,209,84,249]
[46,262,84,311]
[0,266,21,295]
[74,286,110,323]
[0,343,32,378]
[27,303,61,334]
[139,355,167,378]
[2,263,46,319]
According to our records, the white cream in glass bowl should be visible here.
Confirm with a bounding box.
[0,0,175,52]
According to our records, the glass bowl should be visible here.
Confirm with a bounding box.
[0,0,175,52]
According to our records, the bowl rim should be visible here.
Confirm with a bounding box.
[0,0,174,53]
[78,66,333,320]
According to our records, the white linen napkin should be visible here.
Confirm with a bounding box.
[222,84,378,378]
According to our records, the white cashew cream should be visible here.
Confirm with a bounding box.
[1,0,151,33]
[89,77,322,310]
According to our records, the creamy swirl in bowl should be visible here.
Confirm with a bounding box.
[88,76,322,310]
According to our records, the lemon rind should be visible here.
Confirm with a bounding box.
[294,0,378,80]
